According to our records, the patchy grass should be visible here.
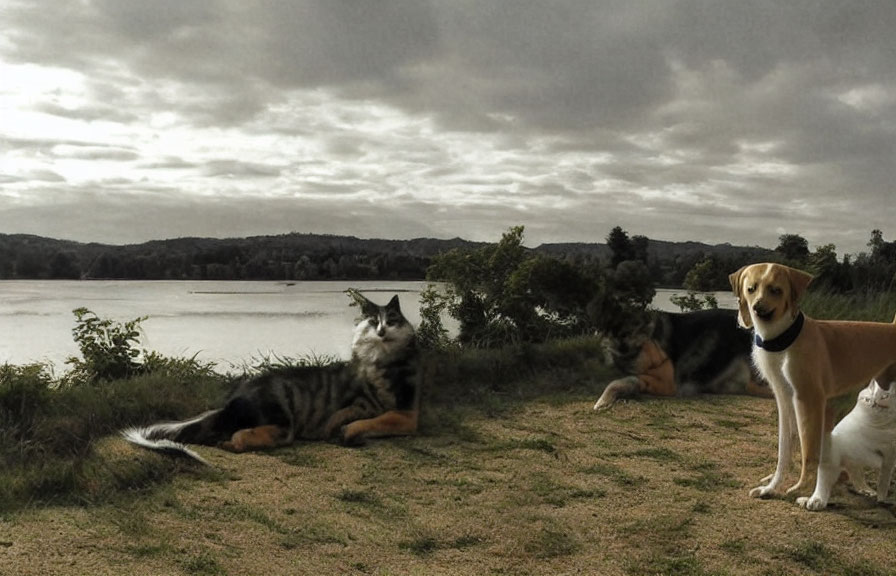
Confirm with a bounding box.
[2,337,896,574]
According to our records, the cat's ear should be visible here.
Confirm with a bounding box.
[386,295,401,313]
[346,288,378,317]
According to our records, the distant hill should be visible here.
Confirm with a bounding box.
[0,232,773,285]
[0,232,484,281]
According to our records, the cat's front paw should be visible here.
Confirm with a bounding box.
[796,495,827,511]
[339,424,367,447]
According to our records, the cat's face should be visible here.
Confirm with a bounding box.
[858,379,896,412]
[350,292,415,358]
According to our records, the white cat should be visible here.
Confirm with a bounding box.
[797,377,896,511]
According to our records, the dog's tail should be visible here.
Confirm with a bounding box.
[122,409,225,465]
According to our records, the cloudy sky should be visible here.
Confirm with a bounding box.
[1,1,895,255]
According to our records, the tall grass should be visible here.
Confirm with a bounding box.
[802,289,896,322]
[0,365,226,512]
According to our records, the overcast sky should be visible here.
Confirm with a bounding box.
[2,1,895,255]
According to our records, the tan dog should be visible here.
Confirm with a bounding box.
[729,262,896,498]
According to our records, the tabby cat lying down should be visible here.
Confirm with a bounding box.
[123,289,420,464]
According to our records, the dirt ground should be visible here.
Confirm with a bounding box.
[2,393,894,576]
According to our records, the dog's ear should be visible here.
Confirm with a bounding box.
[729,265,753,329]
[785,266,813,305]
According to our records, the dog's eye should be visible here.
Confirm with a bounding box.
[746,284,757,294]
[769,286,783,296]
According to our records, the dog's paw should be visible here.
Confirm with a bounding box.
[796,496,826,511]
[785,480,811,496]
[749,485,778,499]
[593,398,614,411]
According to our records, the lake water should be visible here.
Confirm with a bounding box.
[0,281,734,370]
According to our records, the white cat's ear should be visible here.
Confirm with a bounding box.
[886,381,896,394]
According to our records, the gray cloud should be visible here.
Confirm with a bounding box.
[2,1,896,254]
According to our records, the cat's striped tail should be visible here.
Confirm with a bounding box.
[121,409,223,465]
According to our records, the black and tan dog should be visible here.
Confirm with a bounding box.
[594,308,771,410]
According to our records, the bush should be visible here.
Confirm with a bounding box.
[670,292,719,312]
[65,307,146,384]
[64,308,215,386]
[425,226,610,348]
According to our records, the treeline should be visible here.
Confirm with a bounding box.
[679,230,896,293]
[0,233,482,281]
[0,231,774,284]
[2,228,894,291]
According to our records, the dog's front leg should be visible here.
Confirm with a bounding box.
[594,376,640,411]
[788,394,826,495]
[796,434,837,511]
[751,385,795,498]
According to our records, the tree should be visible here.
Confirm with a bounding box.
[607,226,633,268]
[775,234,810,263]
[683,256,721,292]
[425,226,605,347]
[630,235,649,264]
[868,229,885,255]
[809,244,850,291]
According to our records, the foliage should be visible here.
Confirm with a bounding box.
[670,292,719,312]
[775,233,810,263]
[425,227,607,347]
[606,226,648,268]
[415,284,453,350]
[424,226,657,348]
[63,308,215,386]
[65,308,147,384]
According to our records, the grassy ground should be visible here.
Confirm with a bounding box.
[2,337,895,575]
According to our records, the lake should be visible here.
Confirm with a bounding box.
[0,281,734,370]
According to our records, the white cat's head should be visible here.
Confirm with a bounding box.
[859,378,896,410]
[349,291,415,362]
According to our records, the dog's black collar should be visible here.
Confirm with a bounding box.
[754,311,805,352]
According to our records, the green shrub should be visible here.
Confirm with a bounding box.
[64,308,216,386]
[65,307,147,384]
